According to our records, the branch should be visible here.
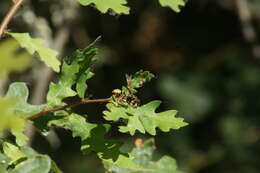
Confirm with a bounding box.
[235,0,260,58]
[0,0,25,38]
[25,98,110,120]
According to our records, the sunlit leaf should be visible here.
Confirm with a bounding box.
[2,142,26,164]
[0,98,27,146]
[8,32,60,72]
[0,39,31,78]
[77,0,130,14]
[104,101,188,135]
[159,0,186,12]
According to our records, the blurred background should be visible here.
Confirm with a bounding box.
[1,0,260,173]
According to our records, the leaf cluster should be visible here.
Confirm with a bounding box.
[77,0,187,14]
[0,33,188,172]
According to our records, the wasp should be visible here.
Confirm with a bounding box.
[111,87,140,108]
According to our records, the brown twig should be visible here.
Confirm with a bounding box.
[25,98,110,120]
[0,0,25,38]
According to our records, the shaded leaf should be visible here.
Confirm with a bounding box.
[106,139,185,173]
[49,114,139,170]
[8,32,60,72]
[72,39,98,98]
[81,124,140,169]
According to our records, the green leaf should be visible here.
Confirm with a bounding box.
[3,142,26,164]
[103,101,188,135]
[159,0,186,12]
[77,0,130,14]
[48,113,138,169]
[0,98,28,146]
[10,155,51,173]
[47,62,79,107]
[11,127,29,147]
[103,154,140,172]
[52,113,97,140]
[81,124,139,169]
[47,38,98,106]
[48,114,113,157]
[73,39,98,98]
[8,32,60,72]
[76,70,94,98]
[80,124,121,157]
[5,82,45,117]
[0,39,31,78]
[106,139,185,173]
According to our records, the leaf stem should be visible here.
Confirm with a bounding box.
[0,0,25,38]
[25,98,110,120]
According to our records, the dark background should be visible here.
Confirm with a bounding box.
[1,0,260,172]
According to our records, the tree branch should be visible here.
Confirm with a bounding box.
[0,0,25,38]
[25,98,110,120]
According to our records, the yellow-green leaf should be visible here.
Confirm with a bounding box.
[3,142,26,164]
[159,0,186,12]
[77,0,130,14]
[0,39,31,78]
[0,98,28,146]
[104,101,188,136]
[8,32,60,72]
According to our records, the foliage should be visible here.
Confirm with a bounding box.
[104,139,184,173]
[0,39,31,78]
[77,0,130,14]
[0,0,189,172]
[104,101,188,135]
[0,37,187,172]
[8,33,60,72]
[77,0,186,14]
[1,142,58,173]
[159,0,186,12]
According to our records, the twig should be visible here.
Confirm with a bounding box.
[236,0,255,43]
[0,0,25,38]
[25,98,110,120]
[235,0,260,58]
